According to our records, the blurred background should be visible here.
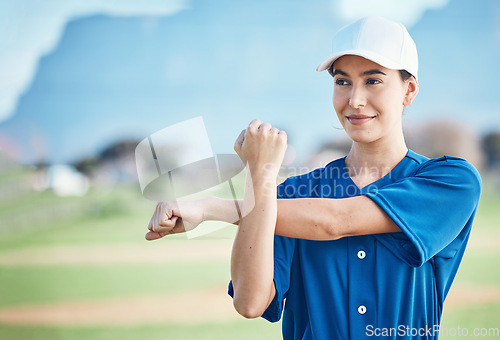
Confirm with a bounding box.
[0,0,499,339]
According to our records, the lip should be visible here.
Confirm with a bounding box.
[346,115,375,125]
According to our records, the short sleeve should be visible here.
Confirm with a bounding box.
[364,156,482,267]
[227,178,296,322]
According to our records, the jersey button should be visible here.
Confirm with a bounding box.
[358,305,367,315]
[357,250,366,259]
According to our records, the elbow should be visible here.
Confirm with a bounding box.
[233,297,266,319]
[324,202,347,240]
[325,222,342,240]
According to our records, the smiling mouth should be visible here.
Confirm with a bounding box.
[346,115,375,125]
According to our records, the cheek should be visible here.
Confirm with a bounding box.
[332,91,344,113]
[374,90,404,116]
[382,84,407,109]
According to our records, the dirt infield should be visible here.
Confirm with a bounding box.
[0,285,499,326]
[0,239,233,266]
[0,239,239,326]
[0,286,240,326]
[445,286,500,308]
[0,232,495,267]
[0,238,498,326]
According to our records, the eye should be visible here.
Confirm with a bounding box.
[366,79,381,85]
[335,78,350,86]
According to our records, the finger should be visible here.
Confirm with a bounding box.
[145,230,170,241]
[234,129,245,152]
[150,202,160,232]
[145,231,160,241]
[149,216,180,240]
[278,130,288,143]
[155,201,163,214]
[170,217,186,234]
[154,202,163,232]
[247,119,261,132]
[270,127,279,135]
[159,214,178,228]
[147,214,154,231]
[258,122,272,134]
[147,206,155,230]
[278,130,287,140]
[158,202,173,231]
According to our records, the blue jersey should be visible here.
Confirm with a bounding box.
[228,150,482,339]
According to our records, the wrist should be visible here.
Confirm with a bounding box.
[203,197,242,224]
[201,197,216,222]
[247,163,280,183]
[244,177,277,209]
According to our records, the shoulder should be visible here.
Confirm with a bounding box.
[417,154,480,183]
[404,151,482,197]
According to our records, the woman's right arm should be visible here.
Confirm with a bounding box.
[229,167,278,318]
[146,119,287,318]
[229,119,287,318]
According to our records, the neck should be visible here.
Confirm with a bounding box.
[345,132,408,183]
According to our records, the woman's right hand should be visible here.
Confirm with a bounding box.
[234,119,288,179]
[146,200,206,241]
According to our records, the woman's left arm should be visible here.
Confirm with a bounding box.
[275,196,401,241]
[201,195,399,241]
[274,157,481,242]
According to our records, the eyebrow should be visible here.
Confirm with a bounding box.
[331,69,387,77]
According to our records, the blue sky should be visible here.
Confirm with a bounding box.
[0,0,499,164]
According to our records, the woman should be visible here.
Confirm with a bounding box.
[147,16,481,339]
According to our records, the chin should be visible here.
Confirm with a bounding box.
[346,131,378,144]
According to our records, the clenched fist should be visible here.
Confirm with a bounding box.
[234,119,288,179]
[146,200,205,241]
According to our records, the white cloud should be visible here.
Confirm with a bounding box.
[335,0,450,28]
[0,0,188,123]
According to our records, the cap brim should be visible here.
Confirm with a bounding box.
[316,50,406,74]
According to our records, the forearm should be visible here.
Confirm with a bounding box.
[275,198,340,240]
[230,174,276,318]
[204,194,400,240]
[275,196,401,240]
[204,197,243,225]
[203,197,334,237]
[204,197,335,238]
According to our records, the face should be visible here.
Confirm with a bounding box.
[331,55,418,145]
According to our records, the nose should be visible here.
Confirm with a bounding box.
[349,85,366,109]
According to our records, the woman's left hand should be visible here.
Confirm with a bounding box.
[145,199,206,241]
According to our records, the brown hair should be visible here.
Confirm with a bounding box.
[399,70,412,82]
[328,63,413,82]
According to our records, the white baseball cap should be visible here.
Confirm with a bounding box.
[316,16,418,80]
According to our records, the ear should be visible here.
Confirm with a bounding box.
[403,76,419,106]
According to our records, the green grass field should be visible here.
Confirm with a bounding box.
[0,165,499,339]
